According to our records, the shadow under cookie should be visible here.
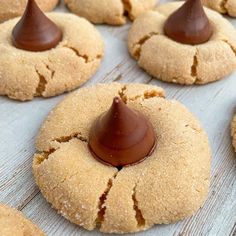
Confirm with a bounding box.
[0,204,45,235]
[0,9,104,101]
[33,82,211,234]
[128,1,236,85]
[64,0,158,25]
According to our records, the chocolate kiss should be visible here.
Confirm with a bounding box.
[12,0,62,51]
[89,97,156,167]
[164,0,213,45]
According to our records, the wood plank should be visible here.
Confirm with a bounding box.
[0,0,235,235]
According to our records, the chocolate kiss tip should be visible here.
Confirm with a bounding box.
[12,0,62,52]
[88,97,156,168]
[164,0,213,45]
[114,96,120,103]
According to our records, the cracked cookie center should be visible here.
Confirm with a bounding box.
[12,0,62,52]
[164,0,213,45]
[88,97,156,167]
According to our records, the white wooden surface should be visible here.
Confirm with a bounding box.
[0,0,236,235]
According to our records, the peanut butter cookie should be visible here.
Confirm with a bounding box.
[0,0,59,22]
[0,13,104,101]
[0,204,44,236]
[202,0,236,17]
[128,1,236,85]
[64,0,158,25]
[33,83,211,234]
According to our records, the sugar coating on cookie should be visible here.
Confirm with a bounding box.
[202,0,236,17]
[0,204,45,235]
[64,0,158,25]
[0,0,59,22]
[0,13,104,101]
[128,2,236,85]
[232,115,236,151]
[33,83,211,234]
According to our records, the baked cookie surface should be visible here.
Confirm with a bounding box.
[0,204,44,236]
[33,83,211,234]
[232,114,236,151]
[128,2,236,85]
[0,13,104,101]
[202,0,236,17]
[0,0,58,22]
[64,0,157,25]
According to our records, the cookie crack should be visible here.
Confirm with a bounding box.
[132,184,145,228]
[133,32,159,59]
[118,84,165,104]
[63,46,102,63]
[49,133,87,155]
[35,68,47,96]
[191,51,198,77]
[49,165,113,229]
[35,134,88,165]
[118,85,128,103]
[220,0,228,12]
[121,0,133,19]
[95,172,118,228]
[34,61,56,97]
[52,132,87,144]
[66,46,89,63]
[44,62,55,79]
[130,90,165,102]
[191,49,200,83]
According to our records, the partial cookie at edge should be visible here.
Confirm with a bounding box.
[0,204,45,235]
[0,0,59,22]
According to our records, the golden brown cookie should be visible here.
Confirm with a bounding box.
[232,114,236,151]
[0,0,59,22]
[202,0,236,17]
[0,13,104,101]
[0,204,45,236]
[128,2,236,85]
[64,0,158,25]
[33,83,211,234]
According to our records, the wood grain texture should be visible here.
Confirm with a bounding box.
[0,0,236,236]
